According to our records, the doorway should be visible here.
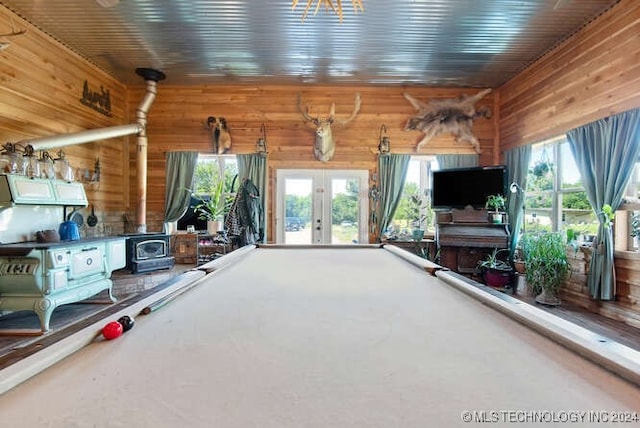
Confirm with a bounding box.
[275,169,369,244]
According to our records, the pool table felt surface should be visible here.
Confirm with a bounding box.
[0,245,638,427]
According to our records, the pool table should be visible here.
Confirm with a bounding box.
[0,244,639,427]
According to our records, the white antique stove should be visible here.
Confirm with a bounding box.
[0,237,126,332]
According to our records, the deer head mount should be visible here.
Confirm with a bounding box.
[297,93,361,162]
[403,88,492,154]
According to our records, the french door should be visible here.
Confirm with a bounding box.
[275,169,369,244]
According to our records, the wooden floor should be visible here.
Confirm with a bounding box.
[515,294,640,351]
[0,262,639,368]
[0,264,194,361]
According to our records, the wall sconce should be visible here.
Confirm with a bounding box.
[378,124,391,154]
[256,123,268,154]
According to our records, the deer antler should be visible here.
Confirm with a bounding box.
[334,93,361,126]
[297,94,319,125]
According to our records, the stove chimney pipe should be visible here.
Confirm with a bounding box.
[21,67,165,233]
[134,67,165,233]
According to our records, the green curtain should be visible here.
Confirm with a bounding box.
[377,154,410,241]
[566,107,640,300]
[435,154,478,170]
[237,153,267,243]
[505,145,532,254]
[164,151,199,230]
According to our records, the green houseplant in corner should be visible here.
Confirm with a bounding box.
[485,194,506,224]
[195,178,227,234]
[408,191,429,241]
[524,232,571,306]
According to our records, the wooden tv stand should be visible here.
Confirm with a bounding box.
[436,206,510,274]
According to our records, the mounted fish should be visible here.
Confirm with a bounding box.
[297,93,361,162]
[207,116,232,154]
[403,89,492,154]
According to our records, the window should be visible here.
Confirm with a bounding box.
[621,162,640,251]
[525,138,598,243]
[177,155,237,231]
[387,156,438,238]
[193,155,237,197]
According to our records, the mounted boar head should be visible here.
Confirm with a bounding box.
[404,88,492,154]
[297,93,361,162]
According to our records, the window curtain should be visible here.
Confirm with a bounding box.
[376,154,410,241]
[505,145,532,254]
[566,107,640,300]
[237,153,267,243]
[435,154,478,170]
[163,151,199,232]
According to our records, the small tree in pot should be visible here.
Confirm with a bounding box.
[524,232,571,306]
[408,191,429,241]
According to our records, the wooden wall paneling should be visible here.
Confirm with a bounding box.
[563,249,640,329]
[130,85,498,240]
[496,0,640,327]
[499,0,640,150]
[1,4,130,229]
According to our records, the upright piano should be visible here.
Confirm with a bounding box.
[436,207,510,274]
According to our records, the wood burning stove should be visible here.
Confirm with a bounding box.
[124,233,175,274]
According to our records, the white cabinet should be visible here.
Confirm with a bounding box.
[52,180,88,205]
[0,174,87,206]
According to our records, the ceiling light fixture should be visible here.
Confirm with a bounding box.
[292,0,364,23]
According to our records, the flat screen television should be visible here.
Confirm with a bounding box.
[177,196,209,231]
[431,166,507,209]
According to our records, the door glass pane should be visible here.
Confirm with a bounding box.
[331,178,359,244]
[284,179,312,244]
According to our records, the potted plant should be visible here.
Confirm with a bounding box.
[485,194,506,223]
[532,160,553,177]
[408,191,429,241]
[195,178,227,234]
[566,228,581,256]
[478,248,513,289]
[513,238,527,275]
[524,232,571,306]
[631,212,640,250]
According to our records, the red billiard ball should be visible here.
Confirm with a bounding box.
[117,315,135,332]
[102,321,123,340]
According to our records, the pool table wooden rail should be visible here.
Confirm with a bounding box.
[436,269,640,388]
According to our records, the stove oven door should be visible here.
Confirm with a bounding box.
[68,244,106,281]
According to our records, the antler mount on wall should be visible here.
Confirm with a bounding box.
[297,93,361,162]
